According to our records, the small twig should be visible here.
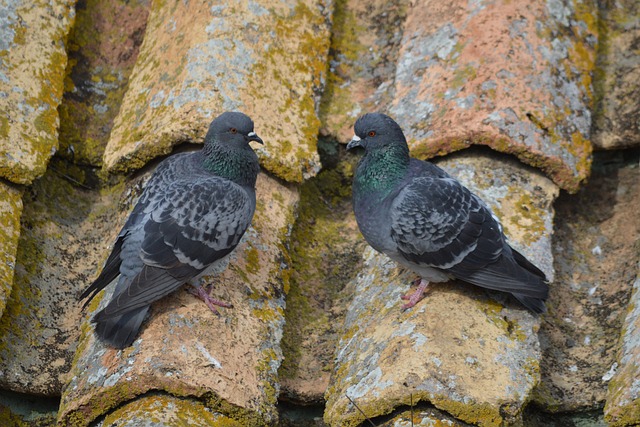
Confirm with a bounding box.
[410,393,414,427]
[50,166,93,190]
[345,394,377,427]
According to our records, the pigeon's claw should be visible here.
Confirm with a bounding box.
[189,284,233,315]
[401,278,429,310]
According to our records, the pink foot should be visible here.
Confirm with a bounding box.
[400,278,429,310]
[189,284,233,315]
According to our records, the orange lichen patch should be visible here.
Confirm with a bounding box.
[388,0,596,193]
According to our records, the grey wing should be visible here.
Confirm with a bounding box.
[390,176,503,271]
[390,176,546,298]
[80,156,190,307]
[95,177,255,320]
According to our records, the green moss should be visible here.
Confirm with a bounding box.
[507,192,547,246]
[244,245,261,276]
[68,312,98,375]
[241,2,328,183]
[410,135,470,160]
[0,166,103,376]
[59,380,142,426]
[279,152,363,383]
[430,396,504,427]
[605,363,640,427]
[449,41,465,62]
[327,388,508,427]
[204,393,268,427]
[100,394,244,426]
[0,183,23,316]
[0,116,9,138]
[450,64,477,89]
[257,347,279,407]
[105,133,176,176]
[606,404,640,427]
[317,0,366,135]
[0,209,47,353]
[252,304,284,325]
[530,381,564,413]
[0,406,27,427]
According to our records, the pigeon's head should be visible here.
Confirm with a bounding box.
[205,111,264,149]
[347,113,407,152]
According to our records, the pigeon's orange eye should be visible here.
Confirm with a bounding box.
[368,131,376,137]
[230,128,238,134]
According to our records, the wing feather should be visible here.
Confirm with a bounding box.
[390,177,502,270]
[94,175,254,319]
[389,174,547,299]
[79,231,127,308]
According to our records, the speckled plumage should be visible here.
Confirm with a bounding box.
[80,112,263,348]
[347,113,548,313]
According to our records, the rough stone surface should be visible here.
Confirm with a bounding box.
[534,151,640,412]
[321,0,596,193]
[58,0,151,166]
[592,0,640,150]
[0,0,76,185]
[279,146,364,404]
[605,170,640,427]
[606,274,640,426]
[325,248,540,427]
[389,0,596,193]
[0,181,23,321]
[103,0,331,183]
[524,409,607,427]
[376,407,471,426]
[324,152,558,427]
[0,163,124,396]
[319,0,409,141]
[101,393,243,426]
[59,173,298,427]
[606,271,640,425]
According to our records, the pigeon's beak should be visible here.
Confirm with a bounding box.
[247,131,264,145]
[346,135,363,151]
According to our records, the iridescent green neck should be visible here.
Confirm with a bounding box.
[201,144,258,188]
[354,144,410,202]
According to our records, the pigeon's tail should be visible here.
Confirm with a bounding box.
[449,244,549,314]
[79,233,126,309]
[511,246,547,280]
[94,305,149,349]
[512,293,546,314]
[509,247,548,314]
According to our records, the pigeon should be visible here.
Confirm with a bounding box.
[80,111,263,348]
[346,113,549,313]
